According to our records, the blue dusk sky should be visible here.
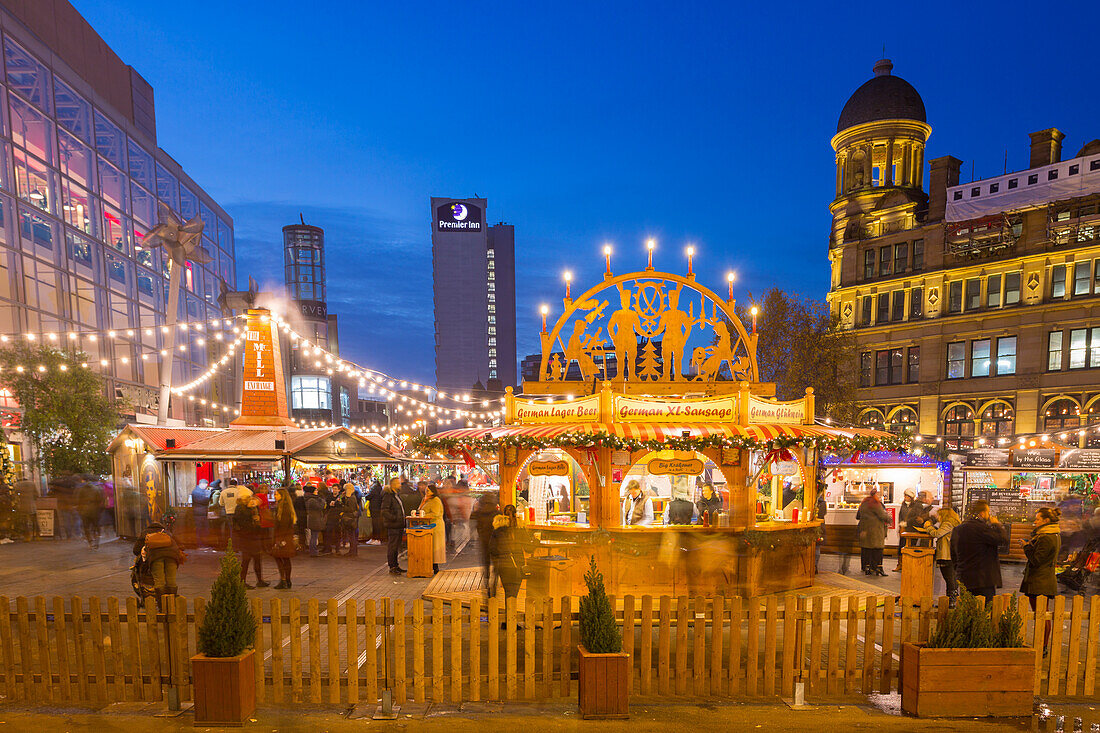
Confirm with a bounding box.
[74,0,1100,384]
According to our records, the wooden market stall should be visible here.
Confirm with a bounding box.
[414,262,904,597]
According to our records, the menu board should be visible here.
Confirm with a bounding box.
[1011,449,1056,469]
[1060,449,1100,470]
[965,449,1010,467]
[964,470,1028,517]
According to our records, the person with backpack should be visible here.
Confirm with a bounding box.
[133,521,184,606]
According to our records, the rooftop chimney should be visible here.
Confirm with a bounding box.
[1029,128,1065,168]
[873,58,893,77]
[927,156,962,222]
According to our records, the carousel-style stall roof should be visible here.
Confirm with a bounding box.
[110,424,406,463]
[413,421,906,455]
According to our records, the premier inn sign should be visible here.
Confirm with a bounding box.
[436,201,483,232]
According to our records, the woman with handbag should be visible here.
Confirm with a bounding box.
[271,487,298,589]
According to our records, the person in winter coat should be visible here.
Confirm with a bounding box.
[291,484,308,549]
[133,521,184,605]
[366,481,384,544]
[419,483,447,572]
[951,499,1008,604]
[270,487,298,589]
[337,483,362,556]
[321,484,341,555]
[696,484,722,524]
[489,506,526,599]
[233,495,269,588]
[622,480,654,526]
[856,487,889,576]
[472,492,501,583]
[219,478,252,516]
[664,489,696,525]
[303,485,326,557]
[381,478,407,573]
[399,480,422,518]
[190,479,210,546]
[1021,506,1061,610]
[76,480,105,549]
[922,507,961,603]
[894,489,918,571]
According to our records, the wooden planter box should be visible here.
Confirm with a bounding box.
[900,642,1034,718]
[577,645,629,719]
[191,649,256,726]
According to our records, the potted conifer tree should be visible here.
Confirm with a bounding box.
[577,556,629,719]
[191,541,258,726]
[901,589,1034,717]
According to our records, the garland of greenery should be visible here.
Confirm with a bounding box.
[410,430,909,457]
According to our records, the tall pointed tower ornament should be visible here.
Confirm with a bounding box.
[144,205,210,424]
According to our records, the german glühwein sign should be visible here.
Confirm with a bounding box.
[746,395,805,425]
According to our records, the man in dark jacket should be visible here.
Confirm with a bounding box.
[366,481,384,544]
[304,485,326,557]
[471,491,500,583]
[894,489,919,571]
[951,499,1007,603]
[381,478,407,573]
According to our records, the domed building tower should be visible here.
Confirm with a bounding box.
[829,60,931,260]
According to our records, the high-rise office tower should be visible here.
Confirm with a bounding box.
[431,197,516,391]
[283,222,350,426]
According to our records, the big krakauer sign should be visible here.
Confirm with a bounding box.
[514,395,599,423]
[647,457,704,475]
[613,395,738,423]
[746,395,806,425]
[436,201,483,232]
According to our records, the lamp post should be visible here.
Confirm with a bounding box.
[145,205,209,424]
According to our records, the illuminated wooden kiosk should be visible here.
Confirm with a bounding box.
[415,259,903,598]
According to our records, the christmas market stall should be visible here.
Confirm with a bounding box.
[412,261,904,597]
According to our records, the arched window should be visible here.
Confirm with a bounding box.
[980,403,1014,437]
[859,410,885,431]
[1043,399,1080,431]
[887,406,918,434]
[943,404,975,437]
[1086,401,1100,447]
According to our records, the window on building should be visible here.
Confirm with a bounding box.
[291,376,331,410]
[863,249,875,279]
[947,342,966,379]
[876,293,889,323]
[980,403,1014,437]
[888,406,918,435]
[1069,328,1088,368]
[1074,260,1092,296]
[953,191,963,201]
[875,350,889,385]
[891,290,905,321]
[996,336,1016,375]
[1049,169,1059,181]
[860,410,885,431]
[990,183,1000,194]
[1051,265,1066,298]
[909,288,923,319]
[987,274,1002,308]
[1028,174,1039,185]
[1093,327,1100,368]
[1048,331,1063,371]
[965,278,981,311]
[948,281,963,313]
[944,404,975,437]
[1004,272,1021,305]
[860,352,872,387]
[907,346,920,383]
[911,240,924,270]
[971,339,991,377]
[1044,399,1080,431]
[879,245,891,276]
[894,243,908,275]
[1008,178,1018,189]
[5,38,51,113]
[861,296,873,326]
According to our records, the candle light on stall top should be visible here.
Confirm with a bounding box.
[540,304,549,333]
[686,246,695,276]
[646,238,655,269]
[750,305,759,333]
[603,245,612,277]
[564,271,572,299]
[727,271,736,301]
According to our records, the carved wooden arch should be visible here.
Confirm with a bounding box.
[539,269,757,382]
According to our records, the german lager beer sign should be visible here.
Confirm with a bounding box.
[529,459,570,476]
[514,394,599,423]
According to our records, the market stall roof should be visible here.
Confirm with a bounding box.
[428,422,890,442]
[109,424,407,463]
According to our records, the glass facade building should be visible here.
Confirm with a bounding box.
[0,3,236,426]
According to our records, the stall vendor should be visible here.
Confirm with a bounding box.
[622,480,654,526]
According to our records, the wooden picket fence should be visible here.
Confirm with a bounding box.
[0,593,1097,706]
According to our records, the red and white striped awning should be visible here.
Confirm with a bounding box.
[429,422,888,442]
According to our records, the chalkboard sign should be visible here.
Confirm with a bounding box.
[1011,449,1056,468]
[965,484,1028,518]
[1059,449,1100,470]
[966,449,1010,467]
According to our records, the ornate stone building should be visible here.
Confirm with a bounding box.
[827,60,1100,448]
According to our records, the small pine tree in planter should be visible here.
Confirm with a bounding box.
[902,587,1033,718]
[577,556,628,719]
[191,541,258,725]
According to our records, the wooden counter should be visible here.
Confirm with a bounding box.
[522,522,819,597]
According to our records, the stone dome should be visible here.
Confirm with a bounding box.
[836,59,926,133]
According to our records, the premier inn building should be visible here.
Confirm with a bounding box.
[431,197,517,392]
[826,59,1100,448]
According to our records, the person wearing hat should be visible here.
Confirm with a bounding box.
[894,488,926,571]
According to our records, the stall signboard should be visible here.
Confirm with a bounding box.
[529,459,570,476]
[1011,449,1056,469]
[965,449,1011,467]
[232,309,294,427]
[648,457,705,475]
[35,509,54,538]
[514,395,599,424]
[746,395,806,425]
[614,395,738,423]
[772,460,800,476]
[1059,449,1100,470]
